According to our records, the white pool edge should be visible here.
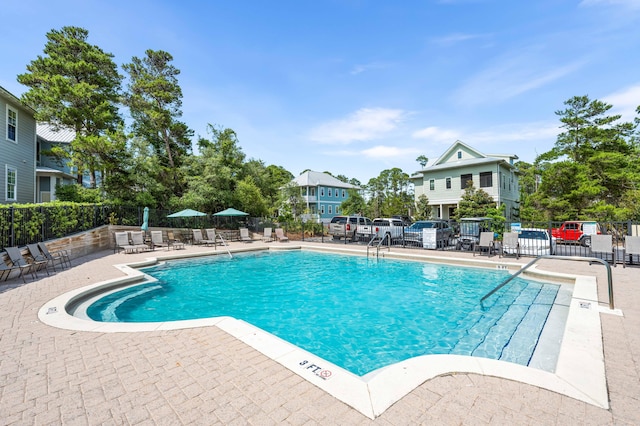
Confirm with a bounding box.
[38,246,611,419]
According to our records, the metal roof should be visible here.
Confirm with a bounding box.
[291,170,360,189]
[37,123,76,144]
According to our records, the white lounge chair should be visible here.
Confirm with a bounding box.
[150,231,169,250]
[623,235,640,267]
[275,228,289,242]
[500,232,520,259]
[130,231,151,252]
[474,232,495,257]
[239,228,253,243]
[115,232,137,254]
[591,234,615,264]
[192,229,215,246]
[262,227,273,242]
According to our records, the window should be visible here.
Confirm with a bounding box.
[328,205,332,215]
[342,190,346,198]
[461,173,472,189]
[328,188,332,197]
[445,177,451,189]
[320,187,324,197]
[311,188,315,197]
[480,172,492,188]
[321,205,325,214]
[429,179,435,190]
[457,150,462,159]
[6,107,17,142]
[6,166,17,201]
[336,206,340,214]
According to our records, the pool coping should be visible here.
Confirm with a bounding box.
[38,245,612,419]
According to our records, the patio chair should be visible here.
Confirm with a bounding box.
[150,231,169,250]
[4,247,37,282]
[591,234,615,265]
[0,259,20,282]
[262,227,273,242]
[130,231,151,252]
[115,232,138,254]
[26,243,53,274]
[167,230,185,250]
[474,232,495,257]
[500,232,520,259]
[275,228,289,242]
[239,228,253,243]
[37,242,71,269]
[206,229,220,246]
[623,235,640,268]
[192,229,215,246]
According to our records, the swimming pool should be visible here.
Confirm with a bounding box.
[85,250,559,376]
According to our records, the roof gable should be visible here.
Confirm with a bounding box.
[433,140,486,166]
[291,171,359,189]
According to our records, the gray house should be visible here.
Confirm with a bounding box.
[410,140,520,220]
[1,85,36,204]
[36,123,76,202]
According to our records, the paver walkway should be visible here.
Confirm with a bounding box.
[0,242,638,424]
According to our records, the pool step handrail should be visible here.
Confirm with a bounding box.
[480,255,614,310]
[215,233,233,258]
[367,233,391,259]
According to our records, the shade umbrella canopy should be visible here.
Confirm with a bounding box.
[213,208,249,217]
[141,206,150,231]
[167,208,207,218]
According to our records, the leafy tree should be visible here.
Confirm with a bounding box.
[339,189,366,215]
[279,182,305,219]
[414,194,431,220]
[416,155,429,168]
[235,176,268,217]
[365,168,412,217]
[18,26,122,187]
[123,49,193,205]
[454,184,496,220]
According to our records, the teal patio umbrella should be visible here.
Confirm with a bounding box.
[167,208,207,218]
[213,208,249,217]
[141,206,150,231]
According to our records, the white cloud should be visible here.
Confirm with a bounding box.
[309,108,406,144]
[361,145,421,159]
[412,126,461,143]
[602,83,640,122]
[453,53,585,106]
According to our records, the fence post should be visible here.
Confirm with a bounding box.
[9,206,14,247]
[40,205,45,242]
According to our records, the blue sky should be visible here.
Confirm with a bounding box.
[2,0,639,184]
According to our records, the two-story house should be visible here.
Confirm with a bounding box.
[36,123,76,202]
[289,170,361,223]
[1,85,37,204]
[410,140,519,221]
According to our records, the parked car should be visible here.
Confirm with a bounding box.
[404,220,453,248]
[456,217,493,250]
[504,228,557,256]
[357,218,405,242]
[551,221,601,247]
[328,216,371,241]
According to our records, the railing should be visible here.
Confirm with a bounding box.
[480,255,614,310]
[215,234,232,258]
[366,233,391,259]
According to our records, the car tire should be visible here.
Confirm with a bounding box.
[581,236,591,247]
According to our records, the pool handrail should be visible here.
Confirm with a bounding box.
[480,255,614,310]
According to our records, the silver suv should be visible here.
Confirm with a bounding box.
[404,220,452,248]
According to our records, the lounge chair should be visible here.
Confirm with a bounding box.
[115,232,138,254]
[166,231,185,250]
[591,234,615,264]
[500,232,520,259]
[474,232,495,257]
[206,229,220,245]
[275,228,289,242]
[37,242,71,269]
[26,243,53,274]
[150,231,169,250]
[239,228,253,243]
[192,229,215,246]
[4,247,37,282]
[262,227,273,242]
[130,231,151,252]
[623,235,640,268]
[0,259,20,282]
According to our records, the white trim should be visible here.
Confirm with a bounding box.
[5,164,17,201]
[6,105,18,143]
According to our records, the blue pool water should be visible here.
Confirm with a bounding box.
[86,250,560,376]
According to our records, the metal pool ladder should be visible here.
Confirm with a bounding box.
[480,255,614,310]
[367,233,391,258]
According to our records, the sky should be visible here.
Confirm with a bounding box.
[2,0,640,184]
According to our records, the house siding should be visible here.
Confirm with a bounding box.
[1,90,36,204]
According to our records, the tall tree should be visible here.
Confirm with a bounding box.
[123,49,193,204]
[416,155,429,168]
[18,26,122,187]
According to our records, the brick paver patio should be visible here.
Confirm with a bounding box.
[1,241,638,424]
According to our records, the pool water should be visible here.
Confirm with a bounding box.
[86,250,560,376]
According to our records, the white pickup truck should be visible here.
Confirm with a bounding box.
[356,217,405,242]
[328,216,372,240]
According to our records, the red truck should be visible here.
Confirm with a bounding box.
[551,221,601,247]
